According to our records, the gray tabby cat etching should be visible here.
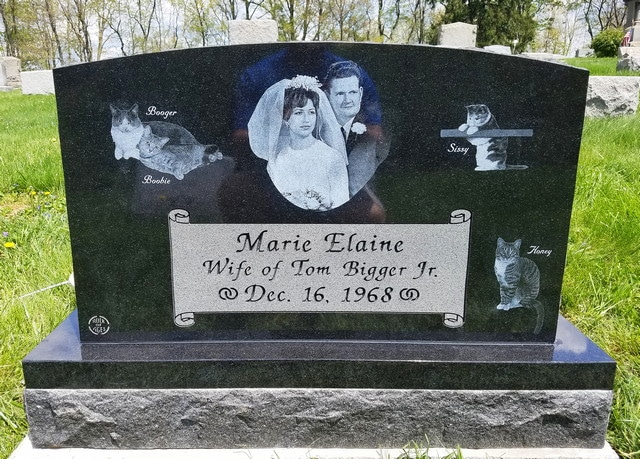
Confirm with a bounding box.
[110,104,223,179]
[459,104,527,171]
[138,126,223,180]
[494,237,544,334]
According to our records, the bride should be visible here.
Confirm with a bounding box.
[248,75,349,211]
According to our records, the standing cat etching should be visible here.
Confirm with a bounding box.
[110,104,223,179]
[494,237,544,334]
[137,126,223,180]
[458,104,527,171]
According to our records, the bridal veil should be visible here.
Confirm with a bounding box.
[248,76,348,165]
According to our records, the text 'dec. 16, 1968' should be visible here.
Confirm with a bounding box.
[168,209,471,328]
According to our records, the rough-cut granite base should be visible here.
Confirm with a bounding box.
[25,388,612,450]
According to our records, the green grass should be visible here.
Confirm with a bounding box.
[0,92,74,458]
[563,115,640,456]
[1,92,640,458]
[0,92,64,193]
[563,56,640,76]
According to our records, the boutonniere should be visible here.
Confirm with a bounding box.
[351,122,367,135]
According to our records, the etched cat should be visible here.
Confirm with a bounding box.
[494,237,544,334]
[110,103,202,160]
[137,125,222,180]
[110,103,223,179]
[458,104,527,171]
[110,104,145,160]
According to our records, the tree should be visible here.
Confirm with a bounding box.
[25,0,59,66]
[43,0,65,64]
[325,0,372,40]
[1,0,59,67]
[128,0,157,53]
[581,0,626,40]
[480,0,537,50]
[435,0,538,51]
[406,0,432,43]
[533,0,583,54]
[263,0,325,40]
[0,0,22,56]
[375,0,405,42]
[57,0,93,61]
[173,0,212,46]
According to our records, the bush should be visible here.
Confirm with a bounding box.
[591,28,625,57]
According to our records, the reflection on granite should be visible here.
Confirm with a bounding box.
[53,44,590,344]
[23,311,615,391]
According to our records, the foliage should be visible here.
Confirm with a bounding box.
[0,188,73,459]
[591,27,624,57]
[433,0,538,51]
[0,93,72,459]
[0,0,630,66]
[0,93,63,192]
[1,0,563,67]
[582,0,626,41]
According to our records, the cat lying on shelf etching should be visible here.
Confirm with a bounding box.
[459,104,527,171]
[110,104,223,179]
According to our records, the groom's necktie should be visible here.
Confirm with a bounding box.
[341,127,348,141]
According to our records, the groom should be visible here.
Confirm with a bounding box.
[323,60,387,197]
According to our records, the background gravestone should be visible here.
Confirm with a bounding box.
[0,62,8,91]
[586,76,640,117]
[0,57,21,88]
[21,70,55,95]
[229,19,278,44]
[619,0,640,70]
[438,22,477,47]
[21,43,616,453]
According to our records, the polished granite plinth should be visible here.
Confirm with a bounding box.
[22,311,615,450]
[23,311,614,390]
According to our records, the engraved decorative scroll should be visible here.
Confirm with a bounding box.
[168,209,472,328]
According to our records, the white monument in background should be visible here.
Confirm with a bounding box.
[619,0,640,70]
[438,22,477,48]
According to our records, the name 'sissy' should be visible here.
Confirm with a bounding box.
[447,143,470,155]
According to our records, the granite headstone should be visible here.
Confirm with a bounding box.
[21,43,616,452]
[52,43,586,343]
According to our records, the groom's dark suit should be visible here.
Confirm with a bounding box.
[344,113,387,197]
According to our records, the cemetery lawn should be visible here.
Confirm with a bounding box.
[564,114,640,457]
[563,57,640,76]
[0,91,74,459]
[0,91,639,458]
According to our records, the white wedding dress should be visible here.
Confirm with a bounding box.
[248,77,349,211]
[268,140,349,211]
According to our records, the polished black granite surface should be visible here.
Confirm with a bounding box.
[54,43,589,344]
[23,310,615,390]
